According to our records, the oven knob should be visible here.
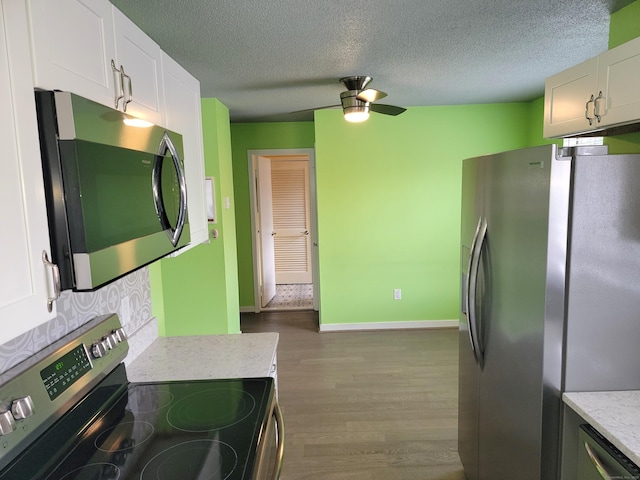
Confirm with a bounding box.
[92,341,107,358]
[11,396,34,420]
[0,410,16,435]
[103,334,116,350]
[113,327,127,343]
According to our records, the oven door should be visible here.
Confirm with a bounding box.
[253,397,284,480]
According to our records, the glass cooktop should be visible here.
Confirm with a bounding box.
[0,365,274,480]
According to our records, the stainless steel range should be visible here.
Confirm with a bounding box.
[0,314,283,479]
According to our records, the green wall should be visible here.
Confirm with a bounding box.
[139,0,640,338]
[528,97,561,148]
[313,105,532,326]
[609,0,640,48]
[229,123,315,307]
[151,99,240,335]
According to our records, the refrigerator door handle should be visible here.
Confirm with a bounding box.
[464,218,481,359]
[465,217,481,363]
[468,216,487,367]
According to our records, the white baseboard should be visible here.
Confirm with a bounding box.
[319,319,458,332]
[240,306,257,313]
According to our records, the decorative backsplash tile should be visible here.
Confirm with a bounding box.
[0,267,156,374]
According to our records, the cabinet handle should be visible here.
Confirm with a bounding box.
[121,66,133,112]
[41,251,60,313]
[111,60,125,109]
[585,95,595,125]
[594,91,604,123]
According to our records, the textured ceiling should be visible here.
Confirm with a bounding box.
[110,0,633,123]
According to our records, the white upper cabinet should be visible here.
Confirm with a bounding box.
[112,7,164,125]
[28,0,164,124]
[27,0,117,108]
[544,36,640,138]
[1,1,57,343]
[162,53,209,250]
[595,36,640,130]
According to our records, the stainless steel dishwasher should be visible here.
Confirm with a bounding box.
[578,425,640,480]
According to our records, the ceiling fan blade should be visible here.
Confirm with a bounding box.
[357,88,387,103]
[289,104,341,115]
[370,103,407,116]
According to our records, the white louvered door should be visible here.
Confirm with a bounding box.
[271,158,312,284]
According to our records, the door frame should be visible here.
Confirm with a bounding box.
[247,148,318,312]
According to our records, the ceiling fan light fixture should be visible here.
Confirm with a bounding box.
[340,89,370,122]
[343,105,370,123]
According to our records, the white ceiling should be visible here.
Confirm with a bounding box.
[110,0,633,123]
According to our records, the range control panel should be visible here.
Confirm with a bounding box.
[0,314,128,467]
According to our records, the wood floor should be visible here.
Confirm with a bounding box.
[241,310,466,480]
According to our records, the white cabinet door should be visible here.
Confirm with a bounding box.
[596,36,640,129]
[161,53,208,250]
[543,57,598,138]
[28,0,118,109]
[112,7,164,125]
[1,1,57,343]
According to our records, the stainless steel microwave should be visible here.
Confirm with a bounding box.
[35,90,190,292]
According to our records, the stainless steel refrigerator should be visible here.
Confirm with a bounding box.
[458,144,640,480]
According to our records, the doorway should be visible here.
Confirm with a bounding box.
[248,148,318,312]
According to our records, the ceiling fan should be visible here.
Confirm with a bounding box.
[286,76,406,123]
[338,76,406,123]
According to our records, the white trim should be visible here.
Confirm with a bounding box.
[240,306,256,313]
[319,319,458,332]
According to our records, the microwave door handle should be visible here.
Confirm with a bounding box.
[169,134,188,243]
[153,132,187,247]
[152,156,170,233]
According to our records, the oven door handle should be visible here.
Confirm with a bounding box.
[273,400,285,480]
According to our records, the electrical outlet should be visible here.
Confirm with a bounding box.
[121,295,131,324]
[394,289,401,300]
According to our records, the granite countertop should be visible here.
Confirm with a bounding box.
[125,332,279,383]
[563,391,640,466]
